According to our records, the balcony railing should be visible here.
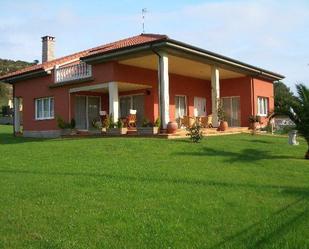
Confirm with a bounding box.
[55,62,92,83]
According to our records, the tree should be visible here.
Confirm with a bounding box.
[280,84,309,159]
[274,81,295,114]
[0,58,35,107]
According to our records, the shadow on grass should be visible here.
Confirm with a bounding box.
[250,139,274,144]
[1,169,308,198]
[210,197,308,249]
[173,147,298,163]
[0,132,47,145]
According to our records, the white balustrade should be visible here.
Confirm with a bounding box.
[55,62,92,83]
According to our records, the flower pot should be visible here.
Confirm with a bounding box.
[137,127,159,135]
[218,121,228,131]
[106,128,127,135]
[167,121,178,134]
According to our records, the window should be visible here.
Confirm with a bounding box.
[175,95,187,119]
[35,97,54,120]
[257,97,268,116]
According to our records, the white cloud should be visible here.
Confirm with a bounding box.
[0,0,308,91]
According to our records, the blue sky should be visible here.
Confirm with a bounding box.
[1,0,308,91]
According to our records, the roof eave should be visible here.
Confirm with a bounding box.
[163,39,285,80]
[82,38,284,81]
[0,69,50,84]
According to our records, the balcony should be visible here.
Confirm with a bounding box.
[54,62,92,83]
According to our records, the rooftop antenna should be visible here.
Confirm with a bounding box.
[142,8,147,33]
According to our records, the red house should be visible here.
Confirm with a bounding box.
[0,34,284,137]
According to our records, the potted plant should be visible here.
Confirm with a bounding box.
[57,116,76,135]
[137,117,160,135]
[248,115,261,130]
[92,117,103,133]
[217,101,228,131]
[106,118,127,135]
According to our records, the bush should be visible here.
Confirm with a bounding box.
[248,115,261,123]
[92,117,102,129]
[108,115,116,129]
[186,124,203,143]
[154,117,161,128]
[70,118,76,129]
[1,106,11,117]
[56,116,71,129]
[275,125,296,135]
[142,118,152,127]
[117,119,124,128]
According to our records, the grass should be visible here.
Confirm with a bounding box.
[0,125,308,249]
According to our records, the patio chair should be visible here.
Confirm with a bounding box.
[199,116,208,128]
[206,114,213,128]
[126,114,137,128]
[182,116,196,128]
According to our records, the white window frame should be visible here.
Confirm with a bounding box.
[35,97,54,120]
[175,95,187,119]
[257,97,268,117]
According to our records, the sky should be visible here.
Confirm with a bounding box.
[0,0,308,91]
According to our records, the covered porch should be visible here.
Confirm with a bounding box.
[69,81,153,132]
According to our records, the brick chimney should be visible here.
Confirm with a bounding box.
[41,35,55,63]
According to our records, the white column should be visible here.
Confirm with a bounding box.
[14,97,21,133]
[108,82,119,123]
[158,52,170,129]
[211,65,220,127]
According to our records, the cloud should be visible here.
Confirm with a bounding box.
[0,0,308,90]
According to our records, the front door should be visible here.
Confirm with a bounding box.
[87,96,100,130]
[75,96,100,130]
[194,97,206,117]
[75,96,87,130]
[132,95,144,126]
[119,95,144,126]
[222,97,240,127]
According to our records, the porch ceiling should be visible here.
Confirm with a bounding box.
[119,54,245,80]
[70,82,151,94]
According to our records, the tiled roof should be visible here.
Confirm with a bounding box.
[0,34,168,81]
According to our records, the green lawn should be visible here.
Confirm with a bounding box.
[0,125,308,249]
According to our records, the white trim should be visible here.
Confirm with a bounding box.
[35,97,54,120]
[109,82,119,123]
[211,65,220,127]
[14,97,21,133]
[257,97,268,116]
[158,52,170,129]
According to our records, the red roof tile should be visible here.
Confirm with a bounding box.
[0,34,168,81]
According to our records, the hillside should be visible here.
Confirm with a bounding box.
[0,59,35,107]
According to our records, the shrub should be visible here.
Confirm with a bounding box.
[92,117,102,129]
[70,118,76,129]
[186,124,203,143]
[142,118,152,127]
[56,116,71,129]
[248,115,261,123]
[117,119,124,128]
[1,106,10,117]
[154,117,161,128]
[108,115,116,129]
[217,101,227,121]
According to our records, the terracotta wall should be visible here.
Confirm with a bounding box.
[252,78,274,126]
[14,60,274,131]
[220,77,253,127]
